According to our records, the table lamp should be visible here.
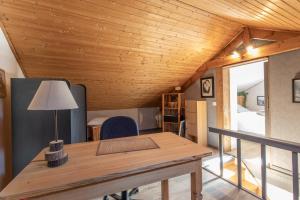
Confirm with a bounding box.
[28,80,78,167]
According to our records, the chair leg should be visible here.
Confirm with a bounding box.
[110,193,121,200]
[109,189,134,200]
[121,191,129,200]
[129,187,139,196]
[103,195,109,200]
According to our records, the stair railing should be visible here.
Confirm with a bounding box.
[208,127,300,200]
[224,153,262,189]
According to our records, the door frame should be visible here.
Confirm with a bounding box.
[217,58,269,151]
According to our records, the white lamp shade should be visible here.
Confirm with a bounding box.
[28,80,79,110]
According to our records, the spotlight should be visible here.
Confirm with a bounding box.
[231,51,240,59]
[246,45,257,55]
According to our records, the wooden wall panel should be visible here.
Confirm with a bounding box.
[0,0,242,110]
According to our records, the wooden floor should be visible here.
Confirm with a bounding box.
[101,169,258,200]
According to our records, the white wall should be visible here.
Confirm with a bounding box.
[87,107,159,130]
[245,81,265,111]
[268,49,300,171]
[0,30,24,78]
[231,62,265,92]
[0,28,24,189]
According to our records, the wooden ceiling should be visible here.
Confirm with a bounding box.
[1,0,299,110]
[180,0,300,31]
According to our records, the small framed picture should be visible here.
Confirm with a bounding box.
[293,79,300,103]
[201,77,214,98]
[257,96,265,106]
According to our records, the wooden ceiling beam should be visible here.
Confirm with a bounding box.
[182,28,245,89]
[182,28,300,90]
[242,27,251,47]
[249,28,300,41]
[207,35,300,69]
[212,29,244,59]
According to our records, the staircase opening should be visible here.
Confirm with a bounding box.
[228,60,267,198]
[204,59,296,200]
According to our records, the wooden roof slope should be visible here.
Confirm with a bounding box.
[1,0,300,110]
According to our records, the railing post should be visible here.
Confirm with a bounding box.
[261,144,267,200]
[237,139,242,189]
[219,134,223,177]
[292,152,299,200]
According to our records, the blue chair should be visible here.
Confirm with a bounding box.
[100,116,139,140]
[101,116,139,200]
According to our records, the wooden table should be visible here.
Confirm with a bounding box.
[0,133,212,200]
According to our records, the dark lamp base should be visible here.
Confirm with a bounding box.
[45,140,68,167]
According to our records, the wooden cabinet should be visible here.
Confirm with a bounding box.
[185,100,208,146]
[237,96,245,106]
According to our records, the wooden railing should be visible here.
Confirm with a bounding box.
[208,127,300,200]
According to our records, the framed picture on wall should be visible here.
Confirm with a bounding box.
[257,96,265,106]
[201,77,214,98]
[0,69,6,98]
[293,79,300,103]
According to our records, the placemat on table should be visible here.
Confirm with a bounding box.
[96,137,159,156]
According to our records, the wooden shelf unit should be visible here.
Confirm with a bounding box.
[162,93,185,134]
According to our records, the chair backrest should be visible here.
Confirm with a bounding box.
[100,116,139,140]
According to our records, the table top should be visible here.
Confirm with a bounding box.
[0,132,212,200]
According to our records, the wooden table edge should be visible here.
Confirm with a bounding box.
[0,152,212,200]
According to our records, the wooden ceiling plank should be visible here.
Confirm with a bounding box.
[281,0,300,12]
[181,0,300,31]
[20,55,202,70]
[227,0,293,28]
[263,0,300,23]
[179,0,271,27]
[135,0,241,30]
[7,0,237,39]
[1,5,237,47]
[217,0,280,26]
[1,1,239,49]
[249,0,300,27]
[102,0,238,31]
[6,24,225,54]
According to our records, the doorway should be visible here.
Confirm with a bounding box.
[229,60,267,136]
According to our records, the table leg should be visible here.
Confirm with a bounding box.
[191,160,202,200]
[161,179,169,200]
